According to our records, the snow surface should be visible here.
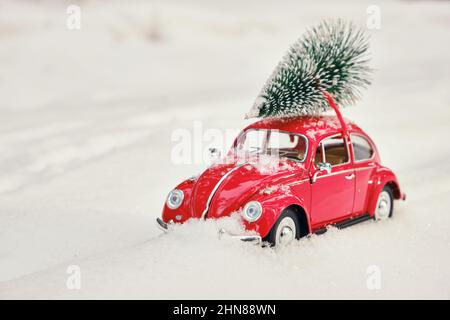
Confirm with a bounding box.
[0,0,449,299]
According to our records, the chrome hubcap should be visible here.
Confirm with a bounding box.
[375,190,391,220]
[276,217,296,246]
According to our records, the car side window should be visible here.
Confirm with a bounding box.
[320,134,349,166]
[351,134,374,161]
[314,142,324,166]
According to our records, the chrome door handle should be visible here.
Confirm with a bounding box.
[345,173,355,180]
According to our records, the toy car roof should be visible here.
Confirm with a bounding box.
[244,115,362,141]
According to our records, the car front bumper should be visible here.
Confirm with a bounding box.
[218,228,262,244]
[156,217,170,232]
[155,218,261,244]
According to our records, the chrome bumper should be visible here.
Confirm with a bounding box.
[156,217,169,232]
[218,228,262,244]
[156,218,261,244]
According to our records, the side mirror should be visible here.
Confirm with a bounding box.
[312,162,331,183]
[208,147,222,161]
[318,162,331,174]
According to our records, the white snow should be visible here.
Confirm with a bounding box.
[0,0,449,299]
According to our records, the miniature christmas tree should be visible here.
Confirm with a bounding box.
[247,19,372,119]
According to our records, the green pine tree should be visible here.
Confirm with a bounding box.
[247,19,372,118]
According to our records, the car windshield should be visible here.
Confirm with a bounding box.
[235,129,308,162]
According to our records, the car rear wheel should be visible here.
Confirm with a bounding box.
[264,209,300,247]
[374,186,394,221]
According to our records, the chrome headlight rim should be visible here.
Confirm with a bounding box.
[242,201,263,222]
[166,189,184,210]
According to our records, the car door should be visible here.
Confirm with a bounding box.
[310,134,355,228]
[350,133,377,215]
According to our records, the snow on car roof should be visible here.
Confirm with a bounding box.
[244,115,360,140]
[245,115,362,139]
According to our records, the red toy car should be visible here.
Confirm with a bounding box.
[157,20,406,246]
[157,110,405,246]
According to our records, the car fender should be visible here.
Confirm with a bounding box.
[367,166,404,216]
[243,185,311,238]
[161,178,195,223]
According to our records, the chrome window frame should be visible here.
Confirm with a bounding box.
[314,133,351,168]
[234,129,309,163]
[349,133,375,163]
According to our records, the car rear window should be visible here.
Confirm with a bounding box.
[351,134,374,161]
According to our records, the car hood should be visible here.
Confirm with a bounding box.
[190,157,307,219]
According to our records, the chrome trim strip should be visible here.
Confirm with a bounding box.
[320,141,326,163]
[314,133,351,168]
[287,178,310,187]
[156,218,168,232]
[349,133,376,163]
[218,228,262,244]
[231,235,262,243]
[354,166,375,172]
[201,164,245,219]
[313,165,375,181]
[292,166,374,185]
[314,168,354,180]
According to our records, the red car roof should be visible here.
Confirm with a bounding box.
[244,115,361,142]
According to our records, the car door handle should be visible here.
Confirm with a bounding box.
[345,173,355,180]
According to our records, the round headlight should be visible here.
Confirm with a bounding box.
[242,201,262,222]
[166,189,184,209]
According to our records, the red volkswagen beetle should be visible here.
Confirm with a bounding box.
[157,114,405,247]
[156,21,403,246]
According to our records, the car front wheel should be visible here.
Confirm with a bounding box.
[264,209,300,247]
[374,186,394,221]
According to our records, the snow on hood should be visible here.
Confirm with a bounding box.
[190,153,306,219]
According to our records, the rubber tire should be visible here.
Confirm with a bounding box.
[375,185,394,220]
[263,208,300,247]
